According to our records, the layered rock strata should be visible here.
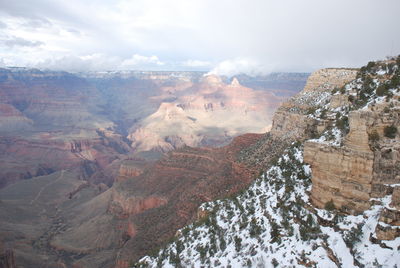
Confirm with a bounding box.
[305,100,400,212]
[270,68,357,140]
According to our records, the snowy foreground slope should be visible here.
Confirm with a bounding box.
[135,57,400,267]
[136,144,399,267]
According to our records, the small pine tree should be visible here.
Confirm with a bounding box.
[324,200,335,211]
[368,130,380,143]
[271,258,279,267]
[384,125,397,138]
[234,236,242,252]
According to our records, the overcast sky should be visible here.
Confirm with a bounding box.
[0,0,399,75]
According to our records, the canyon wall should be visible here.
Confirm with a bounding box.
[302,60,400,241]
[270,68,357,140]
[265,62,400,241]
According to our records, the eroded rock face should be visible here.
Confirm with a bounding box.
[271,111,317,141]
[391,187,400,210]
[0,133,130,188]
[304,97,400,241]
[304,141,374,213]
[128,76,280,153]
[109,133,263,264]
[270,68,357,141]
[117,160,147,181]
[376,223,400,240]
[302,68,357,93]
[305,101,400,213]
[271,64,400,241]
[109,188,167,217]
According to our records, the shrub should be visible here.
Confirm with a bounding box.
[390,74,400,88]
[336,116,349,132]
[271,258,279,268]
[368,130,380,142]
[376,84,389,96]
[234,236,242,252]
[343,223,364,248]
[366,61,376,70]
[306,106,317,115]
[320,109,327,119]
[219,236,226,251]
[324,200,336,211]
[384,125,397,138]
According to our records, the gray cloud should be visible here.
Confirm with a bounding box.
[1,36,44,48]
[21,18,52,29]
[0,0,399,74]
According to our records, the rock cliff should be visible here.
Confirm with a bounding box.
[303,59,400,241]
[270,68,357,140]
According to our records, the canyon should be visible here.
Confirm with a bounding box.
[2,56,399,268]
[0,68,307,189]
[0,68,307,267]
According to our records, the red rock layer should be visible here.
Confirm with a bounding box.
[111,133,263,264]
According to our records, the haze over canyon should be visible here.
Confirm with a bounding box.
[1,0,400,267]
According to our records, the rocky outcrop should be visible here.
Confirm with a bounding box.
[305,99,400,213]
[270,68,357,141]
[304,95,400,242]
[270,62,400,241]
[390,186,400,210]
[109,188,167,217]
[270,111,317,141]
[117,159,147,181]
[304,140,374,212]
[302,68,357,93]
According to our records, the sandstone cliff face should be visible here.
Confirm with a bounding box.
[265,61,400,242]
[302,68,358,92]
[305,101,400,210]
[270,68,357,141]
[304,140,375,212]
[302,60,400,241]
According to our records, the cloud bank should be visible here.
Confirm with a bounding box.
[0,0,399,75]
